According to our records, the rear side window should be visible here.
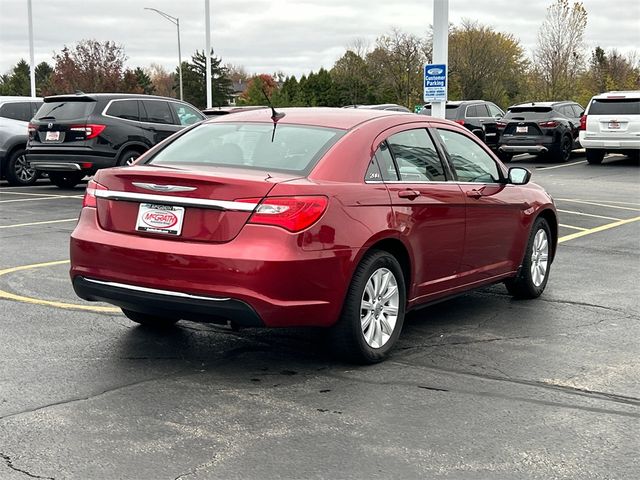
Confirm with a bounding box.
[421,105,460,120]
[106,100,140,121]
[36,101,94,120]
[387,129,446,181]
[504,107,553,120]
[148,123,344,175]
[468,104,490,117]
[169,102,203,126]
[589,99,640,115]
[0,102,32,121]
[141,100,174,124]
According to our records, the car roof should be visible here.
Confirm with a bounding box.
[592,90,640,100]
[0,96,42,102]
[207,107,419,130]
[43,93,186,102]
[509,101,575,108]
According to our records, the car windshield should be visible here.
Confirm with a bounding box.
[504,107,553,120]
[36,101,95,120]
[148,122,345,175]
[589,99,640,115]
[421,105,459,120]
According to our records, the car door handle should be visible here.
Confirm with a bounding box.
[466,189,484,199]
[398,189,421,200]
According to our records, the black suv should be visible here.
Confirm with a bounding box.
[420,100,505,149]
[497,101,584,162]
[27,93,205,188]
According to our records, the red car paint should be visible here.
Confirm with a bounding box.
[70,108,557,327]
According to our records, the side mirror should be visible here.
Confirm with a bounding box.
[508,167,531,185]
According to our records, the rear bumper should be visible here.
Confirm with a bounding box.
[70,208,356,328]
[578,134,640,150]
[73,276,264,327]
[26,151,116,172]
[499,136,555,154]
[499,145,549,154]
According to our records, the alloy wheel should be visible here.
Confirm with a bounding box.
[360,267,399,348]
[16,154,37,183]
[530,229,549,287]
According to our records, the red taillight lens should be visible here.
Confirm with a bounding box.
[454,120,465,125]
[70,124,106,139]
[579,115,587,131]
[496,121,506,129]
[538,120,558,128]
[83,179,108,208]
[239,196,329,232]
[28,123,36,136]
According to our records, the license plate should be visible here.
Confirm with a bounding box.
[135,203,185,236]
[516,126,528,133]
[45,131,60,141]
[608,121,620,129]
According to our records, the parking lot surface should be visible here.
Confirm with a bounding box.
[1,153,639,479]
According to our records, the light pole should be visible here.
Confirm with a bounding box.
[145,7,183,100]
[27,0,36,97]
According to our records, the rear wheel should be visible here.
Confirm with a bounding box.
[585,149,605,165]
[122,309,180,328]
[505,217,552,299]
[6,148,38,186]
[553,135,572,162]
[498,151,513,163]
[49,171,85,189]
[117,148,143,167]
[330,250,406,364]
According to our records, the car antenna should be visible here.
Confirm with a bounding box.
[260,85,285,142]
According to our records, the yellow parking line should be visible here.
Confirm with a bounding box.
[0,195,82,203]
[557,209,621,221]
[0,260,119,313]
[0,218,77,229]
[559,224,588,231]
[559,216,640,243]
[556,198,640,212]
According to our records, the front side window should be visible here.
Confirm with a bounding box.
[437,129,500,183]
[487,103,504,118]
[141,100,173,124]
[387,129,446,181]
[170,102,203,126]
[148,122,344,175]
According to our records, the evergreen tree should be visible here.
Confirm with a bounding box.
[179,49,233,109]
[134,67,155,95]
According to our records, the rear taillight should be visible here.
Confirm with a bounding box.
[83,179,108,208]
[496,121,506,129]
[579,115,587,131]
[28,123,36,136]
[454,120,465,125]
[239,196,329,232]
[70,124,106,139]
[538,121,558,128]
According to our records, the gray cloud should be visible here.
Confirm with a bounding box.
[0,0,638,77]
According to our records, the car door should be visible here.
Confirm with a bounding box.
[140,99,181,144]
[435,127,526,284]
[376,127,466,300]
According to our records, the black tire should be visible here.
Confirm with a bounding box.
[48,172,85,189]
[585,149,605,165]
[121,309,180,328]
[505,217,552,299]
[498,151,513,163]
[553,135,572,162]
[330,250,406,364]
[5,148,38,186]
[117,148,143,167]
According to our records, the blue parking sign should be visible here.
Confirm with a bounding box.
[424,64,447,102]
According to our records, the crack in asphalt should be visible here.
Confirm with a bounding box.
[0,453,55,480]
[173,456,218,480]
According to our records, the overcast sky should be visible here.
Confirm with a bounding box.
[0,0,638,77]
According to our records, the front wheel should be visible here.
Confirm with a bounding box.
[330,250,406,364]
[48,172,85,189]
[122,309,180,328]
[505,217,552,299]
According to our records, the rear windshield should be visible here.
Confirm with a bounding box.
[589,99,640,115]
[35,101,95,121]
[148,122,345,175]
[504,107,553,120]
[420,105,459,120]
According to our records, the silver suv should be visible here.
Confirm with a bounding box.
[0,96,43,185]
[579,90,640,164]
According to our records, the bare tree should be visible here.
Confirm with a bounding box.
[148,63,176,98]
[533,0,588,99]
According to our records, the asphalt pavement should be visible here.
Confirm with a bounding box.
[0,152,639,480]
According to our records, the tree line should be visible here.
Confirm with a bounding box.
[1,0,638,110]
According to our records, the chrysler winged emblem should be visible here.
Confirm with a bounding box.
[132,182,197,193]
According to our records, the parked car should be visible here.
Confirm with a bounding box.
[202,105,268,116]
[26,93,206,188]
[343,104,412,112]
[0,96,43,185]
[420,100,504,150]
[497,101,584,162]
[579,90,640,164]
[70,107,557,363]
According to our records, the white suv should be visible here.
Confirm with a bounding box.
[579,90,640,164]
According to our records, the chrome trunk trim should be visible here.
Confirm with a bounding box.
[94,189,258,211]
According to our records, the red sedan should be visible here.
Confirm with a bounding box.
[71,108,557,363]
